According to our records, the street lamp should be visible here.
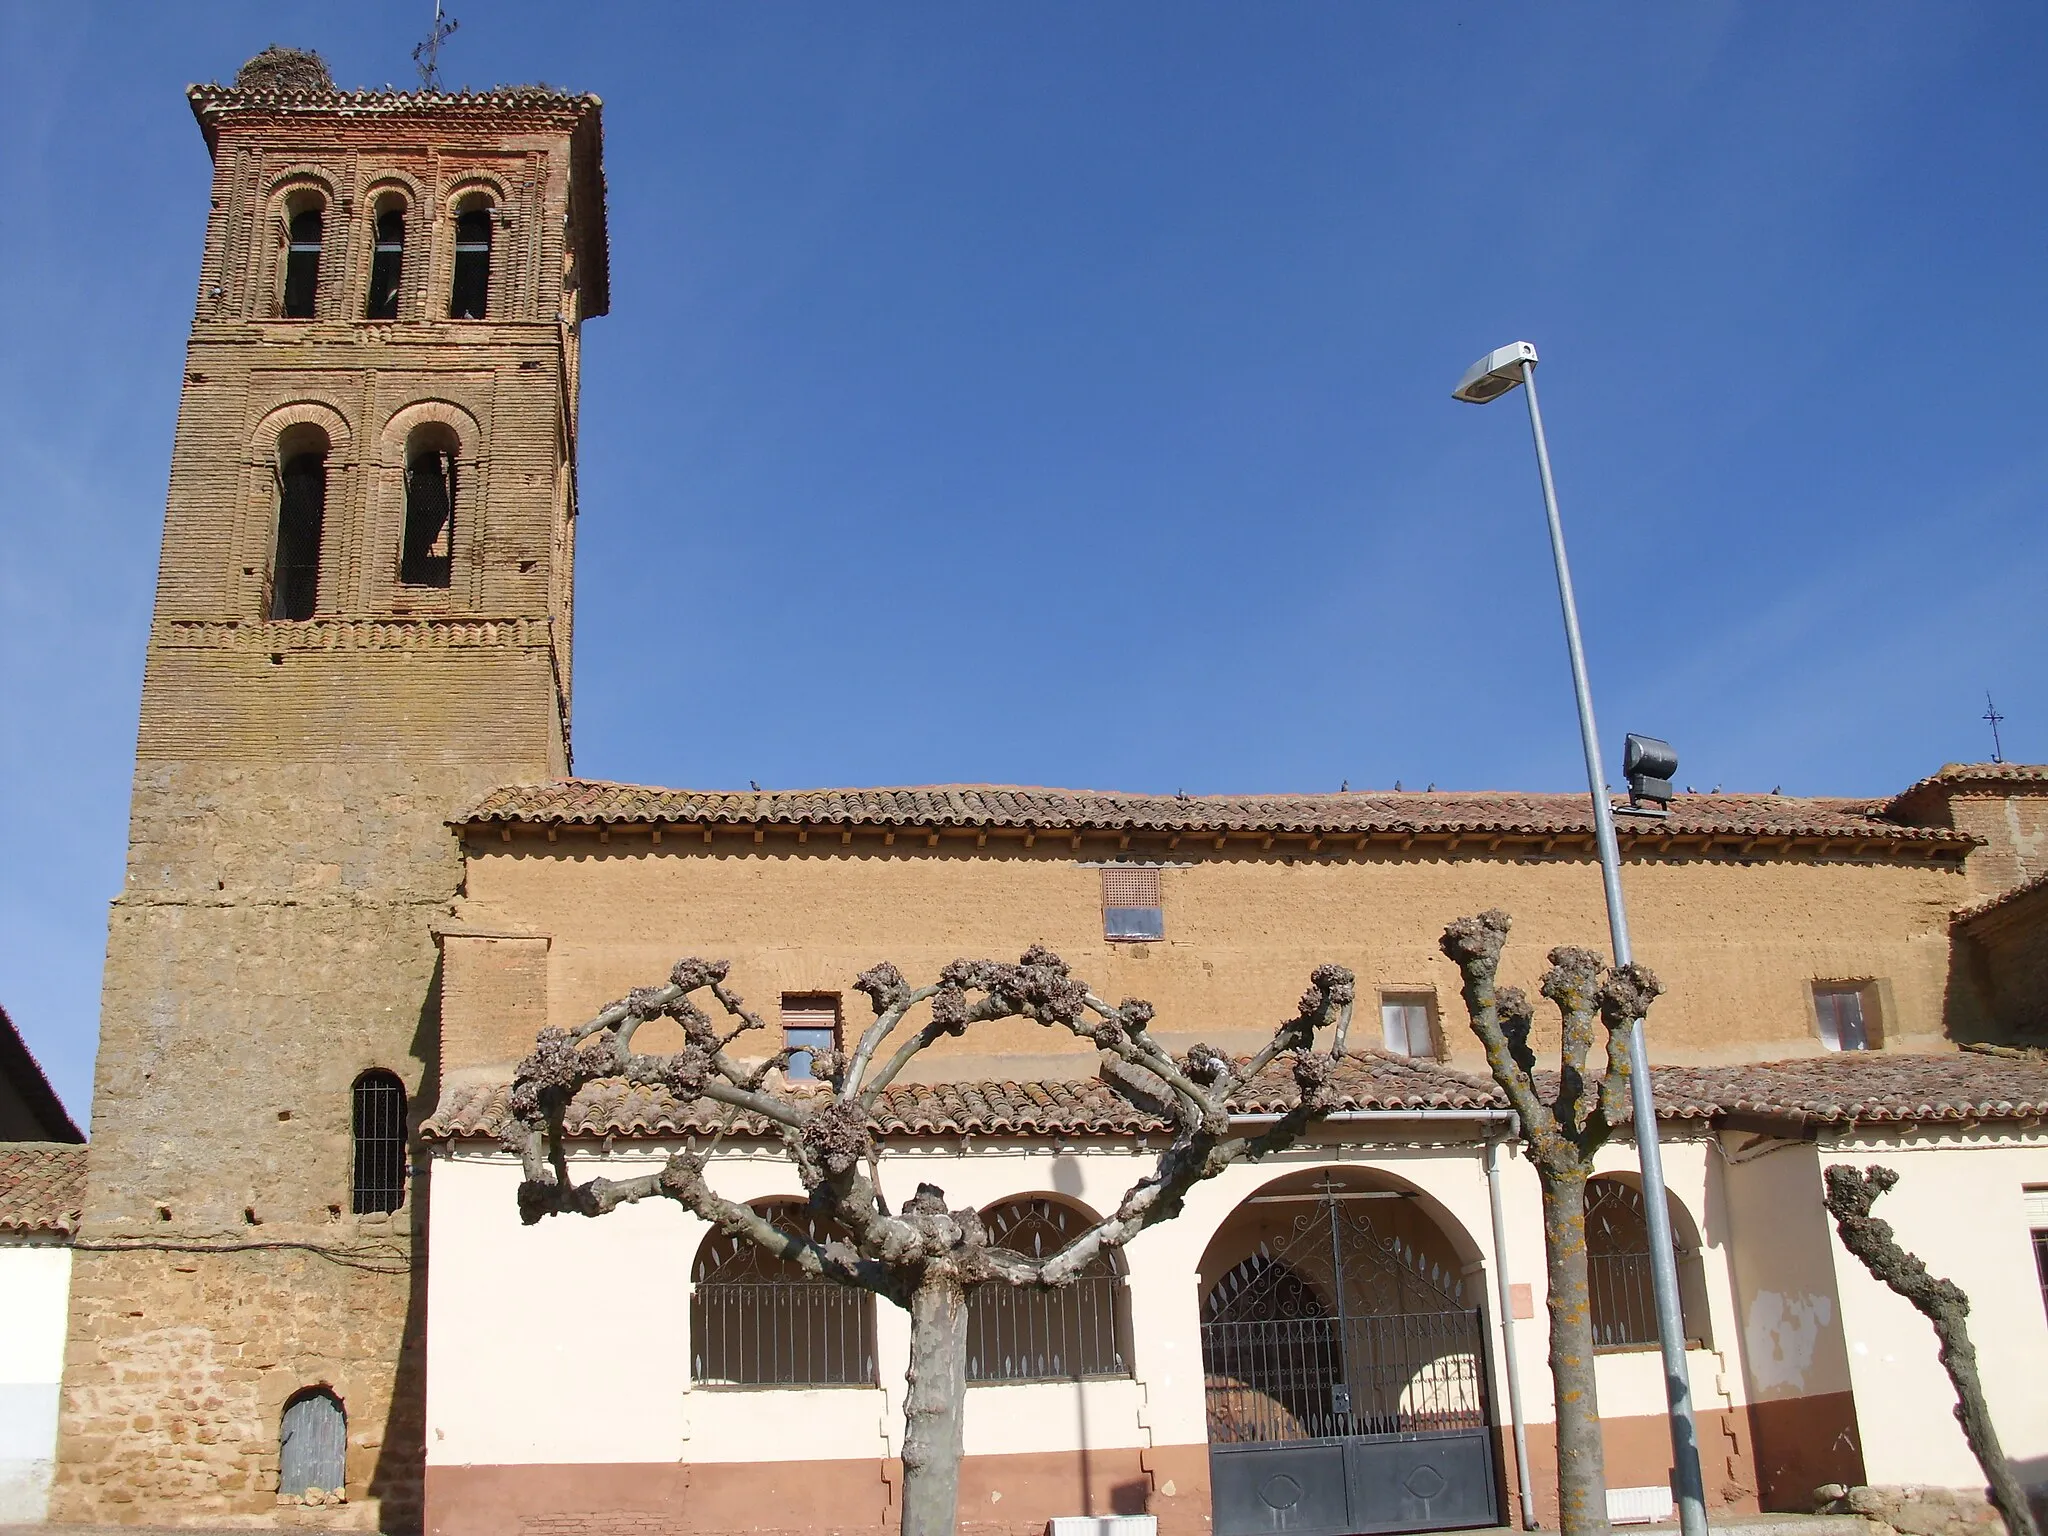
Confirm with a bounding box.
[1454,341,1709,1536]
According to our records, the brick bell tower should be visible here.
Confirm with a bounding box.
[54,46,606,1528]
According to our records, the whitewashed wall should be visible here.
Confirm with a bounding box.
[1823,1133,2048,1491]
[424,1125,1752,1474]
[0,1240,73,1522]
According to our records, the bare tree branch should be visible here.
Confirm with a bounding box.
[507,945,1357,1536]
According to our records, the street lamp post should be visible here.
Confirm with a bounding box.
[1453,341,1709,1536]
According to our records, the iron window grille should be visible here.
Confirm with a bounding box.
[350,1070,407,1215]
[279,1388,346,1496]
[1101,865,1163,942]
[271,451,327,621]
[1814,986,1874,1051]
[781,995,841,1081]
[366,208,404,320]
[967,1199,1131,1383]
[1585,1177,1706,1351]
[691,1204,876,1387]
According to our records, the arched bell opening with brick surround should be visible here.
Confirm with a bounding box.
[375,399,483,611]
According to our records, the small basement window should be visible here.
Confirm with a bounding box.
[1380,993,1436,1058]
[782,994,840,1080]
[1814,985,1877,1052]
[1101,865,1163,941]
[2026,1187,2048,1324]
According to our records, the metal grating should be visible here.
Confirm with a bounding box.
[351,1070,407,1215]
[692,1203,876,1386]
[968,1199,1129,1382]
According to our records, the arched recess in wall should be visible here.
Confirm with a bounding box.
[264,171,338,320]
[361,175,423,321]
[376,399,481,604]
[967,1194,1132,1383]
[1195,1165,1489,1445]
[1585,1173,1713,1351]
[249,401,353,622]
[689,1200,877,1387]
[279,1386,346,1496]
[444,178,508,321]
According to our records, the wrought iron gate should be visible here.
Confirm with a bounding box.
[1201,1179,1499,1536]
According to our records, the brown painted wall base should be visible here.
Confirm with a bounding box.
[429,1396,1852,1536]
[428,1445,1216,1536]
[1748,1391,1865,1512]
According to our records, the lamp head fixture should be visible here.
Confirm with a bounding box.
[1622,733,1679,815]
[1452,340,1539,404]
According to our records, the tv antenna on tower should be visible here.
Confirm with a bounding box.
[1983,692,2006,764]
[414,0,459,91]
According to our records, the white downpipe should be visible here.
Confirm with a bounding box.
[1487,1136,1539,1528]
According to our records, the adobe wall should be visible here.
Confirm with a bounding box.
[445,834,1969,1079]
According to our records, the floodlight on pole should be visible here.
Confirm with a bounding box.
[1453,341,1710,1536]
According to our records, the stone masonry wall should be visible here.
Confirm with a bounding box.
[55,80,599,1531]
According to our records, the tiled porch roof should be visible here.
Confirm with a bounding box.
[0,1144,87,1236]
[422,1050,2048,1144]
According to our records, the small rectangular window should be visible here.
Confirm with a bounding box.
[1814,985,1874,1051]
[2026,1187,2048,1324]
[1101,865,1163,942]
[1380,994,1436,1058]
[782,994,840,1080]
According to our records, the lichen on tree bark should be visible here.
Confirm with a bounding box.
[504,945,1358,1536]
[1441,908,1664,1536]
[1821,1164,2040,1536]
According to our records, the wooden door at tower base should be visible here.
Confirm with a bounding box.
[1200,1179,1499,1536]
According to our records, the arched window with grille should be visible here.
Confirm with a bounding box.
[350,1070,407,1215]
[270,428,328,621]
[967,1197,1132,1383]
[366,205,405,319]
[400,427,456,588]
[1585,1176,1711,1351]
[449,204,492,319]
[279,1387,346,1496]
[691,1202,876,1386]
[282,202,323,319]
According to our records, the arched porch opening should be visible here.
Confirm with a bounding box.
[1195,1165,1500,1536]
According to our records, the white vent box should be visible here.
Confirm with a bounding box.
[1049,1519,1157,1536]
[1607,1485,1676,1525]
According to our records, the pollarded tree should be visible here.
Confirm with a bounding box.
[505,946,1357,1536]
[1822,1165,2040,1536]
[1439,909,1663,1536]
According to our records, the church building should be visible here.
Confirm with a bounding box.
[46,47,2048,1536]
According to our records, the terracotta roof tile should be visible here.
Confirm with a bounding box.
[0,1145,87,1236]
[421,1052,2048,1143]
[1881,762,2048,819]
[423,1053,1506,1142]
[456,781,1967,848]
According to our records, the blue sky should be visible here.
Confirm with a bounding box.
[2,4,2043,1123]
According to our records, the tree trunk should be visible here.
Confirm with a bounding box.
[902,1276,971,1536]
[1929,1303,2042,1536]
[1542,1169,1610,1536]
